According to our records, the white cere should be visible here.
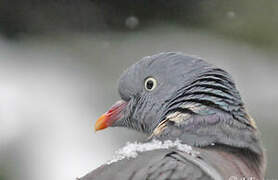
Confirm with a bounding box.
[107,139,199,165]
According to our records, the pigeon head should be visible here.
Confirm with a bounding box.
[95,52,263,155]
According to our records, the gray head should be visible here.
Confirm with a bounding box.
[117,52,220,132]
[95,52,263,156]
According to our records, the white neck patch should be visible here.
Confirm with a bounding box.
[107,139,198,165]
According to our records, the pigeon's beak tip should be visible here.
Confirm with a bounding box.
[94,114,109,132]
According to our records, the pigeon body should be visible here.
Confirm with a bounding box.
[81,145,260,180]
[82,52,266,180]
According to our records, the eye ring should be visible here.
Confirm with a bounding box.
[144,77,157,91]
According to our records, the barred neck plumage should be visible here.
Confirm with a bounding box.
[162,67,253,128]
[153,67,263,156]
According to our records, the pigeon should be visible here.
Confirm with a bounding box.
[80,52,266,180]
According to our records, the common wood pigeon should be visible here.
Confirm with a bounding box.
[80,52,266,180]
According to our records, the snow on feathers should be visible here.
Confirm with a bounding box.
[107,139,198,164]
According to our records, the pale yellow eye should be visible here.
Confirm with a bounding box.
[144,77,157,91]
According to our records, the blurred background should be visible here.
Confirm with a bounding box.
[0,0,277,180]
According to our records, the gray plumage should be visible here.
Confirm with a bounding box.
[80,52,266,180]
[81,149,218,180]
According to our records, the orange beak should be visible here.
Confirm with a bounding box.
[94,100,127,132]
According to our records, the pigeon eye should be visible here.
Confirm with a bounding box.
[144,77,157,91]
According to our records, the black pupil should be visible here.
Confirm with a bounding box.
[146,80,154,90]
